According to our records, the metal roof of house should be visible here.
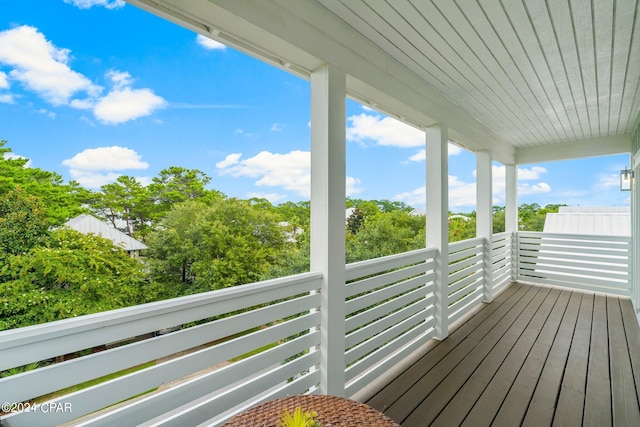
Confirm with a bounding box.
[543,206,631,236]
[64,214,148,252]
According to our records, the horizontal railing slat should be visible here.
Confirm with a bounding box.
[345,297,430,349]
[345,321,430,382]
[1,292,320,403]
[448,271,483,297]
[0,272,322,370]
[345,310,428,365]
[3,312,320,427]
[346,262,429,298]
[345,274,429,316]
[345,248,436,282]
[346,286,434,332]
[449,237,484,253]
[345,322,435,397]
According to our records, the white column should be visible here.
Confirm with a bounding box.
[505,164,518,281]
[476,151,493,302]
[310,64,346,396]
[632,158,639,313]
[426,124,449,340]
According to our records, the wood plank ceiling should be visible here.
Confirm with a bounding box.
[317,0,640,148]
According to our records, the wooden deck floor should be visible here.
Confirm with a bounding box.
[366,282,640,427]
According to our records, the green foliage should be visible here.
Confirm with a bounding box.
[449,214,475,242]
[279,407,320,427]
[148,166,220,218]
[0,228,164,330]
[0,188,49,273]
[346,197,412,213]
[0,141,90,226]
[346,210,425,263]
[515,203,563,231]
[93,175,152,237]
[346,207,365,235]
[146,198,288,292]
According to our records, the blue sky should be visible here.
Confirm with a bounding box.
[0,0,631,212]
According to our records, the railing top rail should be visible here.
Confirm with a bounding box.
[345,247,436,281]
[517,231,631,243]
[0,271,322,350]
[491,231,513,239]
[449,236,485,252]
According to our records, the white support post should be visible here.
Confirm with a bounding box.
[476,151,493,302]
[505,164,518,281]
[310,64,346,396]
[632,155,639,315]
[426,124,449,340]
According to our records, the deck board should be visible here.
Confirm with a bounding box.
[366,282,640,427]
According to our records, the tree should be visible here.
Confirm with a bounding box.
[146,198,288,293]
[148,167,220,218]
[346,207,365,234]
[0,188,48,274]
[93,175,153,237]
[0,228,163,330]
[0,141,89,225]
[346,210,425,263]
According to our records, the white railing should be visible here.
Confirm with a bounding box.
[447,237,486,324]
[344,248,437,397]
[0,273,322,427]
[3,231,630,426]
[492,231,514,293]
[517,231,631,296]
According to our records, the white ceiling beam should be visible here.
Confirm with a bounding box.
[516,134,632,164]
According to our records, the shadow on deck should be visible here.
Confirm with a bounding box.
[366,282,640,426]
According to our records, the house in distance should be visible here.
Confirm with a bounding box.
[64,214,148,258]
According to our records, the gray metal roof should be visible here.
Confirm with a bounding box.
[64,214,148,251]
[543,207,630,236]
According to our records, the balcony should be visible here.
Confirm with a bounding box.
[2,0,640,426]
[1,231,637,426]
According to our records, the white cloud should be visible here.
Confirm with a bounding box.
[0,26,165,124]
[449,175,477,208]
[0,94,14,104]
[105,69,134,89]
[196,35,226,51]
[68,170,121,188]
[0,26,101,105]
[393,186,425,208]
[217,150,361,197]
[63,146,148,171]
[346,177,363,196]
[219,150,311,196]
[64,0,125,9]
[93,86,167,124]
[518,166,547,180]
[393,175,477,209]
[37,108,56,119]
[216,153,242,169]
[347,113,424,147]
[595,173,619,191]
[407,144,463,162]
[0,71,9,89]
[62,146,149,188]
[519,182,552,195]
[270,123,284,132]
[395,166,552,209]
[491,165,551,203]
